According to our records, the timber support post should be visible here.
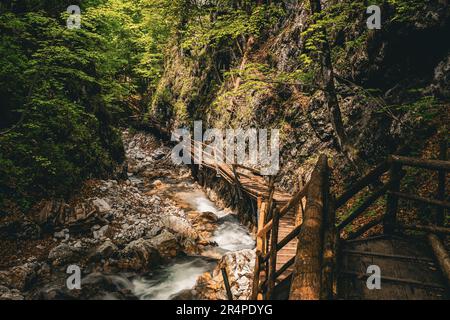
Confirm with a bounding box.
[289,155,328,300]
[384,158,401,234]
[266,208,280,299]
[437,138,447,226]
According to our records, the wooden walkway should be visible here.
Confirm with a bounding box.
[184,135,449,300]
[338,235,448,300]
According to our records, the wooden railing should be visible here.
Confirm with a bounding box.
[250,155,336,300]
[176,131,449,299]
[335,140,449,240]
[250,139,448,300]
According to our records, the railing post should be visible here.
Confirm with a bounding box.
[437,139,447,226]
[221,267,233,300]
[384,159,402,234]
[256,200,267,253]
[266,208,280,299]
[251,251,262,300]
[320,160,336,300]
[289,155,327,300]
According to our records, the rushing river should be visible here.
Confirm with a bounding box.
[132,189,255,300]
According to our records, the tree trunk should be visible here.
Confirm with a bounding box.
[308,0,362,174]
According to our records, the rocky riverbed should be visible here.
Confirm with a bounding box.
[0,130,255,300]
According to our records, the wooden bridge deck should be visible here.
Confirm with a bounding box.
[185,137,450,301]
[338,235,449,300]
[275,213,298,280]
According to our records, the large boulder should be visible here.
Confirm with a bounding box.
[161,215,199,241]
[29,199,67,226]
[92,198,111,214]
[149,230,181,259]
[0,285,24,300]
[195,249,255,300]
[0,219,41,240]
[89,240,118,262]
[116,239,161,271]
[34,274,138,300]
[0,263,40,291]
[48,243,83,267]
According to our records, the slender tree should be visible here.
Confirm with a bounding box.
[308,0,362,173]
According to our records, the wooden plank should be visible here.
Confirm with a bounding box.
[389,191,450,209]
[390,155,450,171]
[251,251,262,300]
[346,216,383,240]
[342,249,434,262]
[337,181,392,231]
[397,223,450,235]
[336,161,390,209]
[428,233,450,287]
[256,201,267,253]
[383,162,402,234]
[275,257,296,279]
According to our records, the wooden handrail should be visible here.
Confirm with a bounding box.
[390,155,450,171]
[388,191,450,209]
[346,215,383,240]
[257,184,309,238]
[396,223,450,235]
[337,179,396,231]
[335,161,390,209]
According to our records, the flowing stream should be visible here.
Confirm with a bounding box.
[132,187,254,300]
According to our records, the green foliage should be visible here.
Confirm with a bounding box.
[387,0,427,23]
[381,95,441,123]
[0,0,172,209]
[181,4,284,51]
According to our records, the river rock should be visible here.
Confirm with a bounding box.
[90,240,118,262]
[116,238,161,271]
[48,243,82,266]
[92,198,111,214]
[161,215,199,241]
[0,285,24,300]
[79,273,138,300]
[0,263,39,291]
[194,249,255,300]
[149,230,180,259]
[0,219,41,240]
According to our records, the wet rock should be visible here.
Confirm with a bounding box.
[170,289,197,300]
[116,239,161,271]
[0,263,39,291]
[90,240,118,262]
[33,286,76,300]
[161,215,199,241]
[0,285,24,300]
[78,273,138,300]
[149,230,181,259]
[195,249,255,300]
[48,243,82,266]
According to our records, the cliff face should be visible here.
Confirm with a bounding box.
[148,0,449,191]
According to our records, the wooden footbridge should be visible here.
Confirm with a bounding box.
[186,136,449,300]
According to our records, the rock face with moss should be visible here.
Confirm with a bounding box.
[149,0,449,190]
